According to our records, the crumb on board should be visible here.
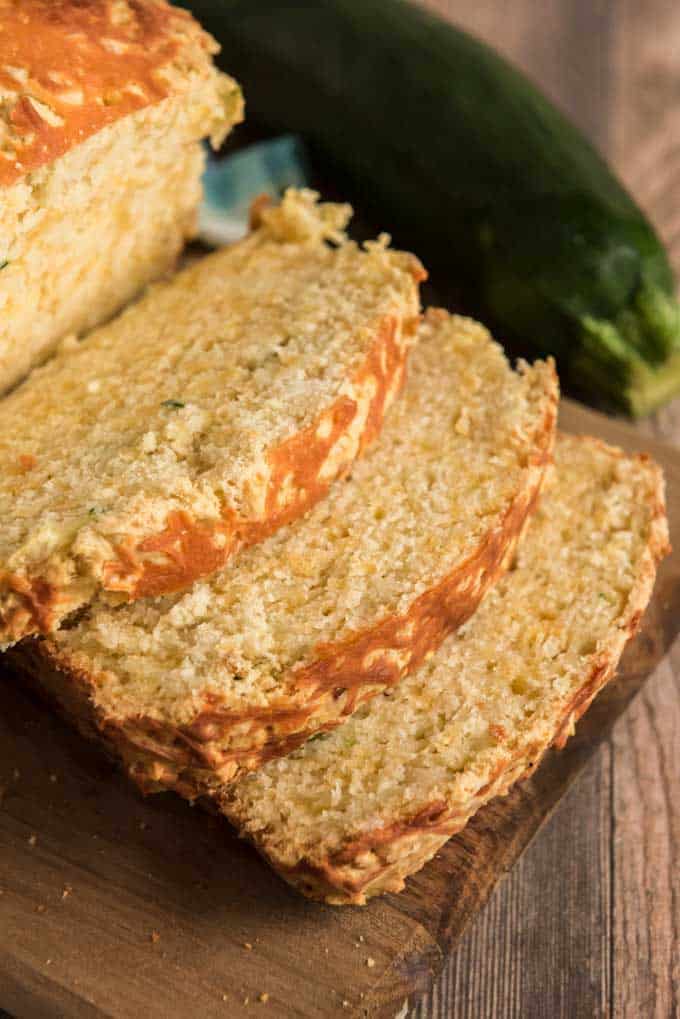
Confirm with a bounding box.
[243,941,253,950]
[28,834,37,847]
[258,992,269,1004]
[49,774,58,783]
[61,885,72,900]
[366,957,376,968]
[150,931,160,944]
[36,904,46,914]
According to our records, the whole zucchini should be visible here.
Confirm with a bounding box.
[188,0,680,415]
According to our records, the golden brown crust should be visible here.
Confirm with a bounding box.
[0,571,56,637]
[0,310,417,641]
[17,366,558,797]
[128,453,546,793]
[251,446,670,905]
[270,753,539,905]
[10,435,668,906]
[102,313,414,598]
[97,487,537,795]
[0,0,222,187]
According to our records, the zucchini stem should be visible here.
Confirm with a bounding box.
[574,281,680,417]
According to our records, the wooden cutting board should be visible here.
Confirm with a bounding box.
[1,399,678,1019]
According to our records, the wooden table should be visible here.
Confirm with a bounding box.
[410,3,680,1017]
[0,5,678,1018]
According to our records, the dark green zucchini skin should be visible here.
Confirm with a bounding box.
[188,0,680,415]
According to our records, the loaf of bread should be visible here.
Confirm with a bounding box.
[0,0,243,393]
[0,189,424,644]
[218,436,669,903]
[13,310,558,795]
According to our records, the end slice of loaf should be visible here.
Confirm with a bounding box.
[218,435,668,904]
[0,189,424,645]
[0,0,243,392]
[14,311,558,794]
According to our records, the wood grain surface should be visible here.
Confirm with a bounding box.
[0,400,677,1019]
[414,2,680,1017]
[0,3,679,1018]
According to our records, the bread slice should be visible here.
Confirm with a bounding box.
[0,0,243,392]
[13,310,558,795]
[0,189,424,645]
[217,435,668,904]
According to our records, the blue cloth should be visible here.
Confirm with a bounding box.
[199,135,311,245]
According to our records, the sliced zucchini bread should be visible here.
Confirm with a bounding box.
[218,435,669,903]
[14,310,558,795]
[0,0,243,394]
[0,189,424,646]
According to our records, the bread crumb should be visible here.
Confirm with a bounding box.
[243,997,249,1006]
[28,835,37,847]
[258,993,269,1004]
[36,904,46,913]
[366,957,375,968]
[49,774,58,783]
[454,406,471,436]
[150,931,160,944]
[243,941,253,950]
[61,885,72,900]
